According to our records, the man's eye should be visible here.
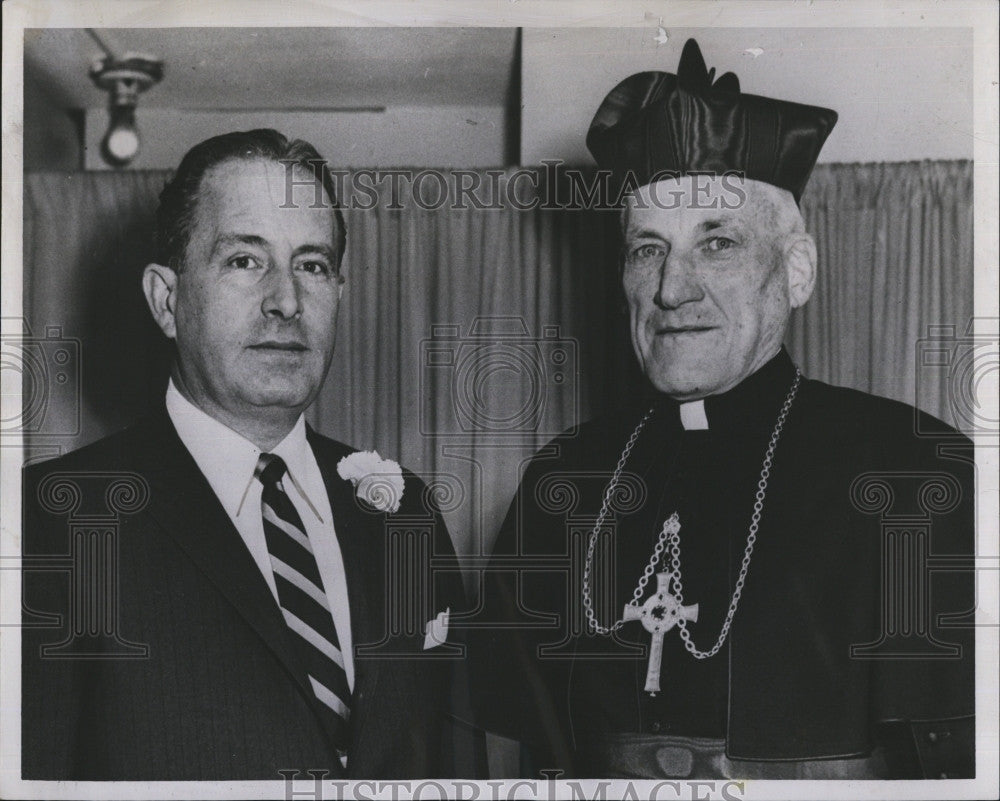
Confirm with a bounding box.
[298,260,332,276]
[705,237,736,252]
[227,255,261,270]
[629,243,665,262]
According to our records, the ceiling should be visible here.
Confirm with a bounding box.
[24,27,519,110]
[22,25,976,168]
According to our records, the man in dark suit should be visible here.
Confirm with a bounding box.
[473,40,975,779]
[22,129,463,780]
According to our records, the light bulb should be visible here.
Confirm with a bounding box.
[89,54,163,168]
[101,105,141,167]
[105,125,140,163]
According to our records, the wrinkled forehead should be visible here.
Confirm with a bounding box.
[623,175,782,234]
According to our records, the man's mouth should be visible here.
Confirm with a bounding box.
[654,325,716,336]
[248,340,308,352]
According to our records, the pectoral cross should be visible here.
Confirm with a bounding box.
[623,571,699,696]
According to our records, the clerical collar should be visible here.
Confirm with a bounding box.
[679,400,709,430]
[668,348,799,434]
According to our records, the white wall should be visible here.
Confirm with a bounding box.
[52,26,977,171]
[521,27,974,165]
[84,105,506,170]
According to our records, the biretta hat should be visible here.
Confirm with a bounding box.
[586,38,838,203]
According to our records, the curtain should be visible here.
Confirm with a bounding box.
[790,161,974,424]
[313,178,624,563]
[21,162,973,558]
[21,171,174,459]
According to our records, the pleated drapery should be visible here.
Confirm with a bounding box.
[791,161,974,426]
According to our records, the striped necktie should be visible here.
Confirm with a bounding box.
[255,452,351,752]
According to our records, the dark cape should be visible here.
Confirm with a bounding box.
[473,349,974,779]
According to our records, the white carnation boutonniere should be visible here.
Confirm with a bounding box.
[337,450,405,514]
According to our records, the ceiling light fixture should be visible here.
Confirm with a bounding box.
[88,37,163,168]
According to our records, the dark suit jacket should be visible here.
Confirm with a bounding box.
[22,408,465,780]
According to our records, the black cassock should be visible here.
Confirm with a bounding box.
[473,349,974,779]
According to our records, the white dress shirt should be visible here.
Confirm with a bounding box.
[166,380,355,690]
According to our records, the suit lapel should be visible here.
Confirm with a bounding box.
[130,411,346,766]
[307,429,385,747]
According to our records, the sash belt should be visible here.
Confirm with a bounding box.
[576,734,891,779]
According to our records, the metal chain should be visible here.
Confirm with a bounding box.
[582,370,802,649]
[582,408,655,634]
[673,369,801,657]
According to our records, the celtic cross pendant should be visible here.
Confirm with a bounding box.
[623,571,699,696]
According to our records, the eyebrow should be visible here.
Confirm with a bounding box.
[627,218,738,240]
[211,233,269,256]
[211,234,339,264]
[697,219,734,233]
[626,227,666,241]
[292,243,340,263]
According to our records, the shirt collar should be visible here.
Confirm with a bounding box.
[165,379,310,519]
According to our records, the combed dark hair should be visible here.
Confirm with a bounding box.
[155,128,347,269]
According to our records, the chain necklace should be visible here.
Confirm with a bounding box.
[582,369,802,662]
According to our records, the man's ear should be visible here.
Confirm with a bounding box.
[783,233,817,309]
[142,263,179,339]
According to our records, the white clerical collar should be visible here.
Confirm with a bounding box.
[679,399,710,431]
[165,379,318,520]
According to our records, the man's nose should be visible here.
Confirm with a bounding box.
[261,264,302,319]
[654,251,704,310]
